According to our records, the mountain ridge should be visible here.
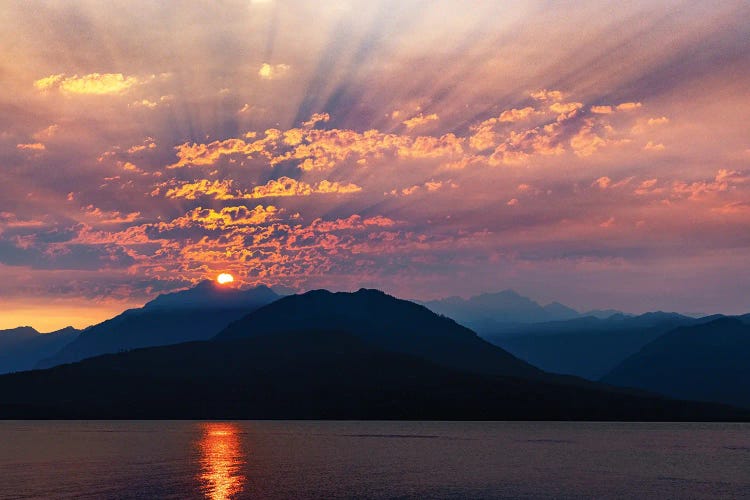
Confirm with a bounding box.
[216,288,543,379]
[36,283,281,369]
[601,317,750,408]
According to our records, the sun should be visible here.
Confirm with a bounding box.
[216,273,234,285]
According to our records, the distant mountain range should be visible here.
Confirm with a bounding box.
[485,312,723,380]
[0,289,745,421]
[0,326,79,375]
[420,290,623,334]
[36,282,280,369]
[601,317,750,408]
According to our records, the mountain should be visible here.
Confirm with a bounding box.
[542,301,581,320]
[420,290,598,333]
[484,312,713,380]
[0,329,746,420]
[143,281,279,310]
[216,288,543,379]
[583,309,628,319]
[601,317,750,408]
[0,326,79,375]
[36,282,280,369]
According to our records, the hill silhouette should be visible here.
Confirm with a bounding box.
[601,317,750,408]
[0,326,79,374]
[216,288,542,379]
[0,329,746,420]
[486,312,712,380]
[37,282,280,369]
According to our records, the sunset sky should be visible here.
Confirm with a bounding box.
[2,0,749,330]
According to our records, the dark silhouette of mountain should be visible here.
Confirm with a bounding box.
[601,317,750,408]
[542,301,581,320]
[583,309,629,319]
[36,282,280,369]
[0,330,746,420]
[144,281,278,310]
[216,289,543,379]
[0,326,79,374]
[484,312,715,380]
[419,290,609,333]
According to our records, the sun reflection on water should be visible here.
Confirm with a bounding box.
[197,422,246,500]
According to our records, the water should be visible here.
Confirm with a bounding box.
[0,421,748,499]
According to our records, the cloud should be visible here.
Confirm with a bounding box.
[590,105,613,114]
[34,73,147,95]
[302,113,330,128]
[83,205,141,224]
[246,177,361,198]
[130,96,171,108]
[170,205,280,230]
[402,113,439,129]
[498,107,536,122]
[530,89,564,101]
[388,179,456,197]
[16,142,46,151]
[570,121,607,157]
[32,124,59,140]
[127,138,157,154]
[593,176,612,189]
[258,63,290,79]
[672,169,747,200]
[634,178,661,195]
[158,179,237,200]
[643,141,665,151]
[599,217,616,228]
[647,116,669,126]
[156,177,361,200]
[549,102,583,115]
[616,102,642,111]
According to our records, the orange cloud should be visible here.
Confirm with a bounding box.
[530,89,564,101]
[549,102,583,115]
[83,205,141,224]
[34,73,146,95]
[634,178,661,195]
[170,205,279,230]
[258,63,290,79]
[647,116,669,126]
[32,124,59,140]
[16,142,46,151]
[498,107,536,122]
[302,113,330,128]
[616,102,642,111]
[159,180,236,200]
[672,169,747,200]
[570,121,607,157]
[402,113,439,129]
[643,141,665,151]
[157,177,361,200]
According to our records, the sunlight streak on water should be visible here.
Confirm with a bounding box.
[197,422,246,500]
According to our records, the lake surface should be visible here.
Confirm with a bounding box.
[0,421,748,499]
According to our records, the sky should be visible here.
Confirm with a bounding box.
[1,0,750,331]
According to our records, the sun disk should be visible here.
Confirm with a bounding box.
[217,273,234,285]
